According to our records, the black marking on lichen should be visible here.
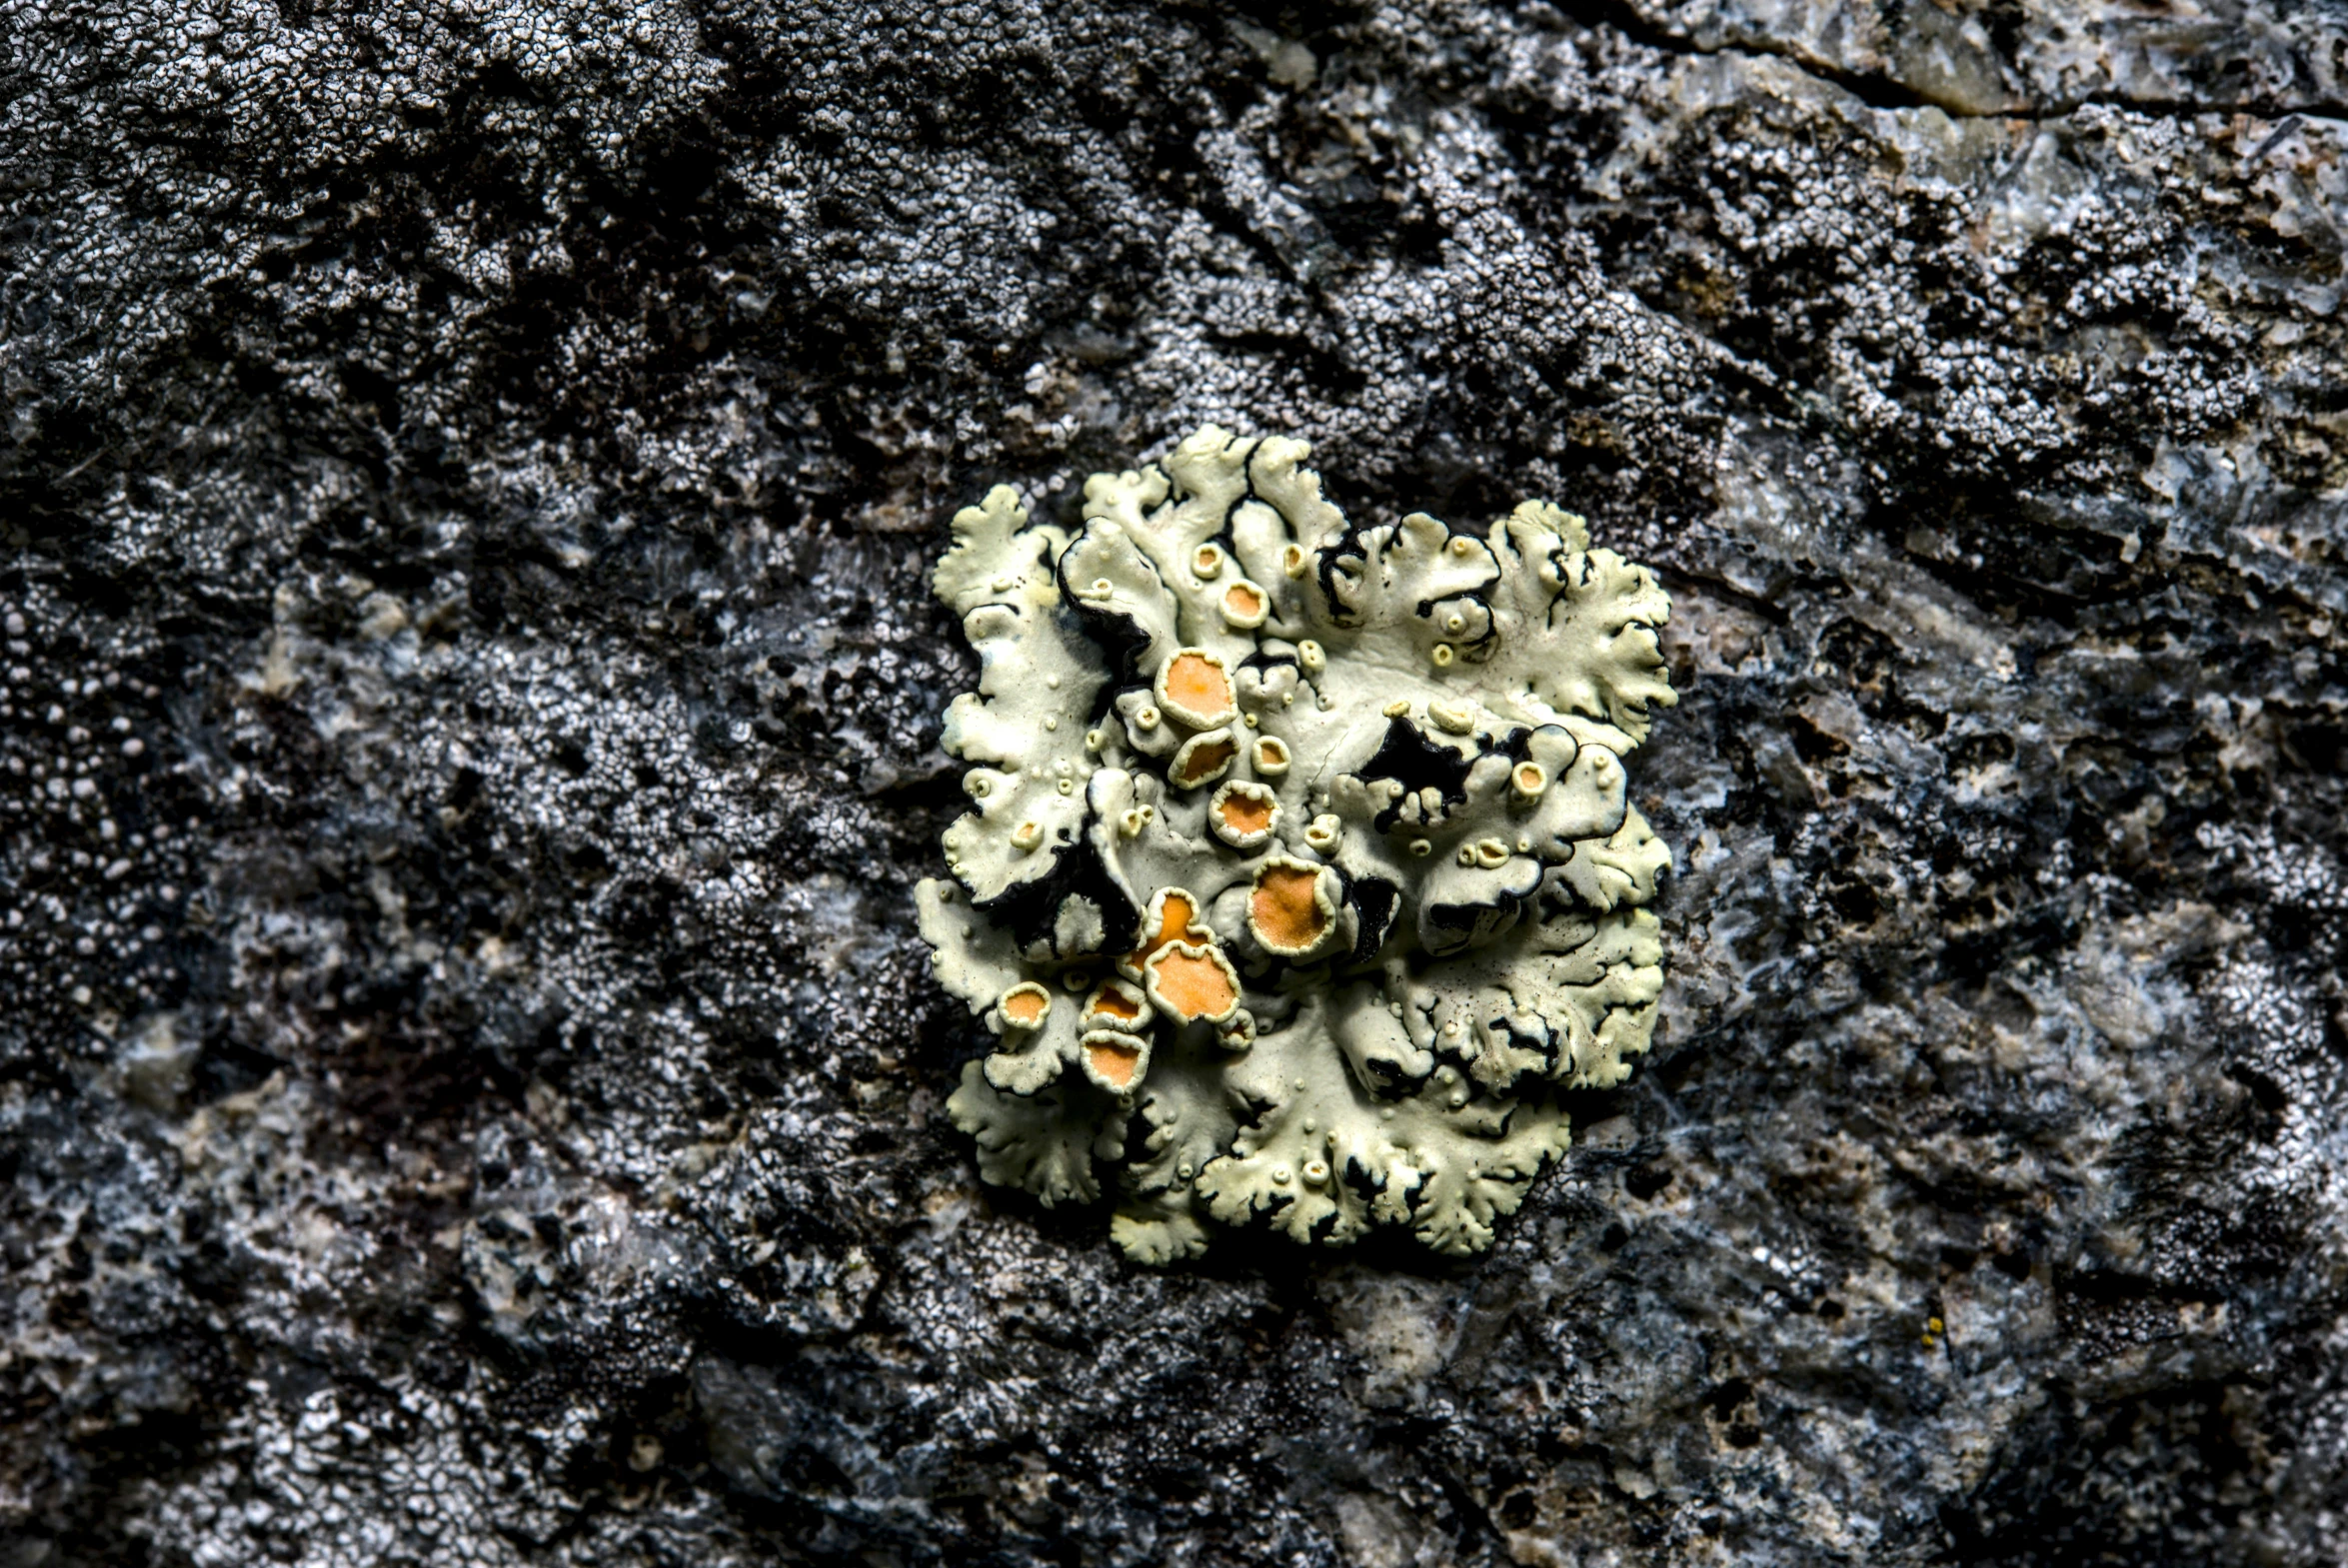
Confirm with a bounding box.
[1353,718,1475,833]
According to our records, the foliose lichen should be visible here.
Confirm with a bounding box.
[918,427,1676,1261]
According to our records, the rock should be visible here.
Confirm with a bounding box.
[2,0,2343,1562]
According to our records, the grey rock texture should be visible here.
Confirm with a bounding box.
[3,0,2346,1562]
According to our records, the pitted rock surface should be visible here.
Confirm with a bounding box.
[4,0,2347,1563]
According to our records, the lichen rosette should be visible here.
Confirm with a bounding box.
[918,427,1677,1262]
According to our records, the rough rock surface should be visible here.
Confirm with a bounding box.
[4,0,2346,1562]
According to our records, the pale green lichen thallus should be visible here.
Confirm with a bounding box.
[918,427,1677,1262]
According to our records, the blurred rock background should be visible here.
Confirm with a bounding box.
[4,0,2347,1562]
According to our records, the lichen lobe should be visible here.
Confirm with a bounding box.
[921,427,1677,1260]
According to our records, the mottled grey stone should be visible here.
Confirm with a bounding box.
[3,0,2346,1563]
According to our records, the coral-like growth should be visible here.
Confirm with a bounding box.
[919,428,1677,1260]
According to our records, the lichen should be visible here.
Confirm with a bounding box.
[919,427,1676,1260]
